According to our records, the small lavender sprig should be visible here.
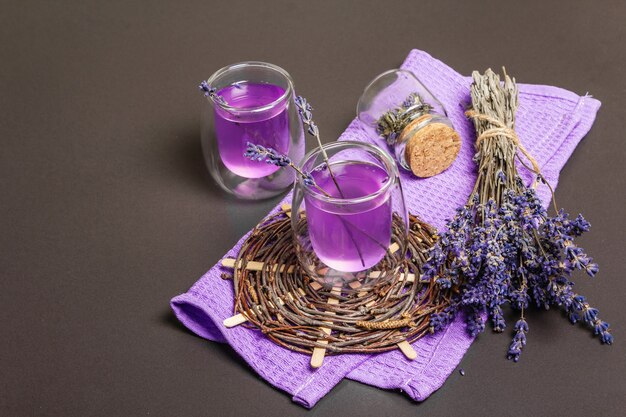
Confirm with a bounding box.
[199,80,228,106]
[294,96,344,196]
[294,96,319,137]
[243,142,328,196]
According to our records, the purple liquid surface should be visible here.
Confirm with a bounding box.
[305,162,392,272]
[214,82,290,178]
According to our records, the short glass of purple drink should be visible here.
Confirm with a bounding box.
[291,141,408,287]
[201,62,305,199]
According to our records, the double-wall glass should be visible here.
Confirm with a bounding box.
[291,141,409,287]
[201,62,305,199]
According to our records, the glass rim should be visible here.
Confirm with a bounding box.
[356,69,417,123]
[297,141,399,206]
[356,68,447,125]
[206,61,293,114]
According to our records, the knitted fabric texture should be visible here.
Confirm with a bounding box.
[171,49,601,408]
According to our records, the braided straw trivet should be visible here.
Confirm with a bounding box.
[221,204,452,368]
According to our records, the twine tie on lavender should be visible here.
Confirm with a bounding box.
[465,109,541,176]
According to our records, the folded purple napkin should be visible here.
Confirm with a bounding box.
[171,49,600,408]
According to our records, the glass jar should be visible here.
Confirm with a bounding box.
[356,69,460,178]
[291,141,408,287]
[201,62,305,199]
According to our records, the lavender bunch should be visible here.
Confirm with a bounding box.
[425,69,612,362]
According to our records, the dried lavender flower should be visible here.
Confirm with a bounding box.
[294,96,345,196]
[377,93,432,146]
[243,142,330,197]
[424,68,612,362]
[302,173,315,187]
[507,319,528,362]
[244,142,291,166]
[198,80,228,106]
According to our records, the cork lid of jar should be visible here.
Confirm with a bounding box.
[401,116,461,178]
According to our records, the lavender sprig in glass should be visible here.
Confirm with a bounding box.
[243,142,384,261]
[243,142,329,197]
[294,96,344,196]
[199,80,228,106]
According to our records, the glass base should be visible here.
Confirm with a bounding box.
[206,156,295,200]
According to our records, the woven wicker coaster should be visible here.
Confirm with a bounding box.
[221,204,452,368]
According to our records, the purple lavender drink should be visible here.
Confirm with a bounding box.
[214,82,290,178]
[305,161,392,272]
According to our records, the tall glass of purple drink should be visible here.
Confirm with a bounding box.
[201,62,305,199]
[292,142,408,287]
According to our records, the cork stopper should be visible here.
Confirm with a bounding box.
[400,116,461,178]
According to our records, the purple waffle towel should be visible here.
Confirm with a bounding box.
[171,49,601,408]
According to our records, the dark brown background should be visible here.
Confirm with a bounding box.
[1,1,625,416]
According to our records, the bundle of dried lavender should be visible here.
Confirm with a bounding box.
[376,93,433,147]
[424,69,612,361]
